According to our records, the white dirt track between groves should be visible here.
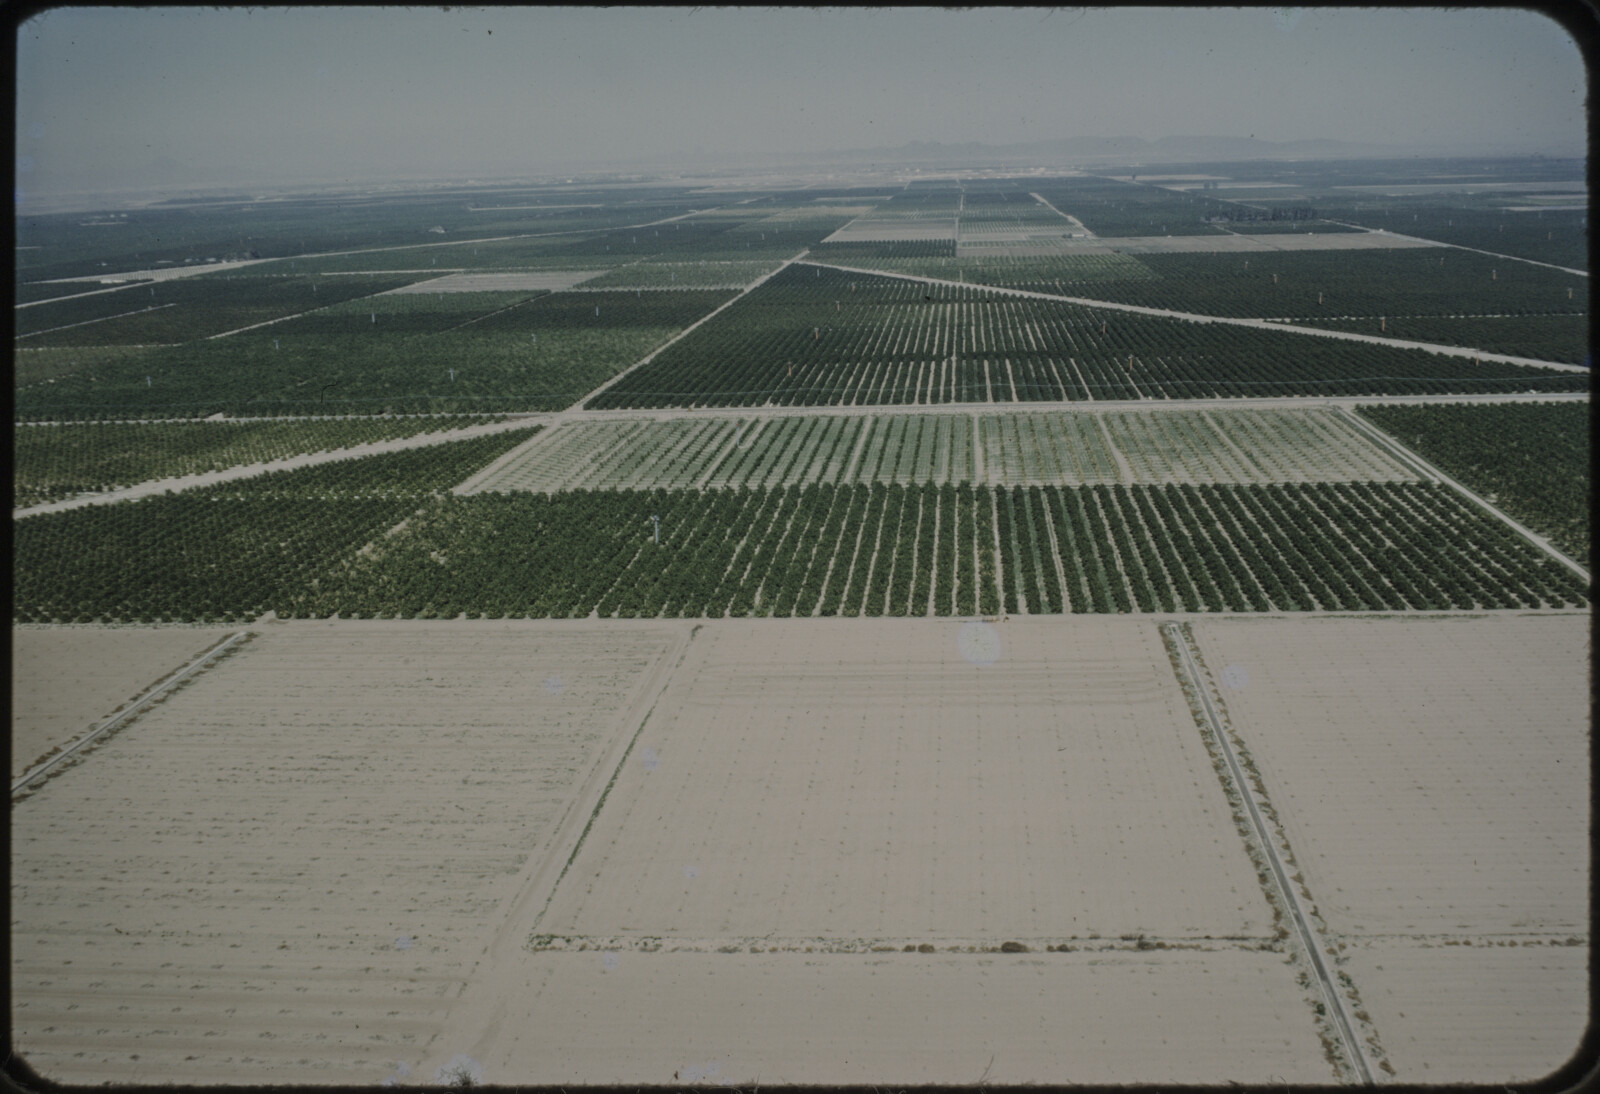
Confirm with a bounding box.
[802,259,1588,373]
[11,418,541,518]
[1335,407,1589,581]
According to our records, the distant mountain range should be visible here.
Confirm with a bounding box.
[765,134,1570,167]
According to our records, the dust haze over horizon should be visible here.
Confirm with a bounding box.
[14,5,1588,204]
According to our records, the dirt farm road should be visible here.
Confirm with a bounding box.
[1163,622,1376,1085]
[803,260,1588,374]
[12,417,544,519]
[1337,406,1591,581]
[1322,222,1589,279]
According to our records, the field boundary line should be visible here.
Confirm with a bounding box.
[1162,622,1377,1085]
[40,392,1574,432]
[14,281,149,309]
[411,623,699,1068]
[12,630,253,797]
[1322,222,1589,278]
[253,207,730,265]
[800,259,1588,373]
[524,933,1279,954]
[1028,192,1096,238]
[18,412,531,425]
[1337,407,1590,582]
[16,302,177,340]
[526,625,701,934]
[1093,414,1135,483]
[30,209,732,290]
[452,422,565,494]
[527,391,1590,424]
[580,250,813,410]
[15,419,545,518]
[205,293,370,339]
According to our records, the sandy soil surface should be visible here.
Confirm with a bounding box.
[10,620,683,1085]
[1187,612,1589,1083]
[16,613,1579,1085]
[10,626,237,778]
[437,948,1329,1086]
[381,271,604,294]
[423,616,1331,1085]
[1190,613,1588,938]
[823,220,958,242]
[10,616,1336,1086]
[1336,940,1588,1083]
[537,619,1269,942]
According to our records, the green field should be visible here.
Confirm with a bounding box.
[12,428,540,624]
[16,476,1585,625]
[15,287,738,419]
[15,165,1590,630]
[587,263,1585,408]
[1357,401,1590,564]
[13,416,505,507]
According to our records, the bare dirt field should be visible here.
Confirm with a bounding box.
[10,620,684,1086]
[427,616,1332,1085]
[11,612,1586,1086]
[10,625,237,778]
[823,220,958,243]
[1335,940,1588,1083]
[536,619,1269,943]
[1187,612,1590,1082]
[381,271,604,294]
[440,947,1329,1086]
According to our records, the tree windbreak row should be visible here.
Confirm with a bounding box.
[586,264,1585,408]
[16,480,1585,626]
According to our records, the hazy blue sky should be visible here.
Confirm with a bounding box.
[14,6,1588,198]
